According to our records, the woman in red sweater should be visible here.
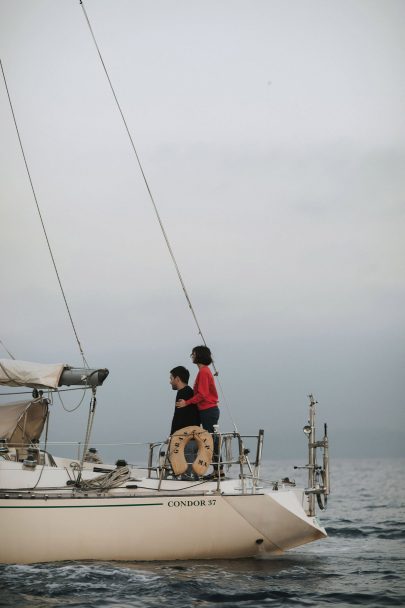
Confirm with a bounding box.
[176,345,223,478]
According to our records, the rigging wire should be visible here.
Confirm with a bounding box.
[76,388,98,484]
[56,386,88,413]
[31,404,50,491]
[0,339,15,359]
[0,58,89,370]
[79,1,238,432]
[79,1,205,345]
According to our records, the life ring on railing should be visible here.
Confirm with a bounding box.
[168,425,214,476]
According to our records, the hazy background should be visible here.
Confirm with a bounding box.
[0,0,404,460]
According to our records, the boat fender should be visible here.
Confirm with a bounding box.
[169,426,214,476]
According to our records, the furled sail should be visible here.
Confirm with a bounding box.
[0,359,65,389]
[0,359,109,389]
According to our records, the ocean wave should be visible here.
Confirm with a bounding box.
[327,524,405,540]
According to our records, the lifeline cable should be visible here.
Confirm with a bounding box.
[79,1,238,432]
[0,59,89,370]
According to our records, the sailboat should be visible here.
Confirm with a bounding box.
[0,358,329,564]
[0,4,330,565]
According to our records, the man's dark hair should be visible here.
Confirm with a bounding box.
[170,366,190,384]
[192,345,213,365]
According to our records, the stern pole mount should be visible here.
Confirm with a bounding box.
[295,394,330,517]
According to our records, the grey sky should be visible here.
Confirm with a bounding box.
[0,0,404,458]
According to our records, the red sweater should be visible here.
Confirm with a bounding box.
[185,365,218,411]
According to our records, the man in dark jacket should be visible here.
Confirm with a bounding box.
[169,366,200,478]
[170,366,199,433]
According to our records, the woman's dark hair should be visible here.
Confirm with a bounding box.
[192,345,213,365]
[170,366,190,384]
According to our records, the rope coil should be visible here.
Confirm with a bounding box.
[73,464,132,491]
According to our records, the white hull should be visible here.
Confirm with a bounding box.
[0,409,329,565]
[0,471,326,564]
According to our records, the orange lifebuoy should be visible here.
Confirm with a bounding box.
[168,425,214,476]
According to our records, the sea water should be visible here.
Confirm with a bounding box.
[1,458,404,608]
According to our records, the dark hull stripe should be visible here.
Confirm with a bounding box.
[0,502,164,509]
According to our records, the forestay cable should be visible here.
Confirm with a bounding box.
[79,1,238,431]
[79,1,205,347]
[0,59,89,369]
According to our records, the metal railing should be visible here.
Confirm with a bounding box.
[147,430,265,493]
